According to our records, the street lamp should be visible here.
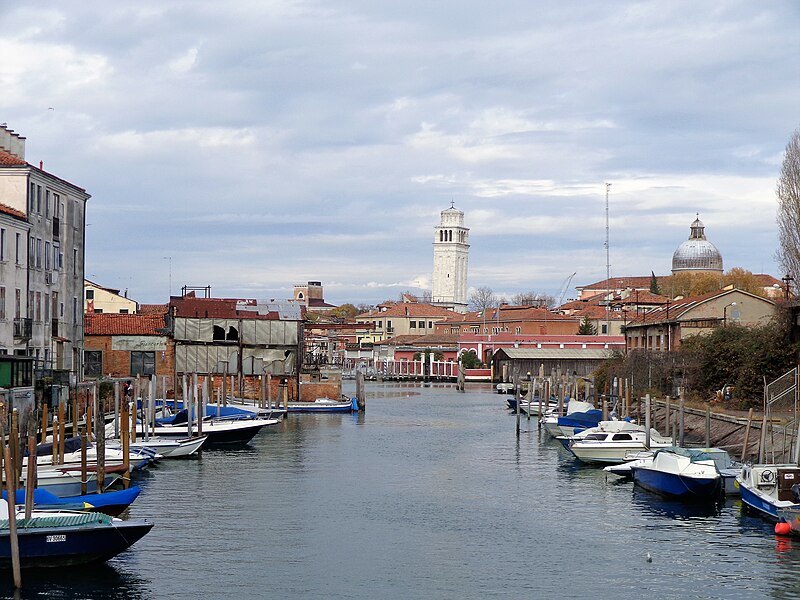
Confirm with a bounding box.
[723,302,737,326]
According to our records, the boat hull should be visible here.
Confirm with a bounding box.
[0,519,153,568]
[633,467,721,500]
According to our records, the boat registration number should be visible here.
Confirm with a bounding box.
[46,535,66,543]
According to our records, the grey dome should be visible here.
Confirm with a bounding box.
[671,216,723,273]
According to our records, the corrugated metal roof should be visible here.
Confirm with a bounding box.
[495,348,614,360]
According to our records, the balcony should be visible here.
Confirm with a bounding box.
[13,317,32,340]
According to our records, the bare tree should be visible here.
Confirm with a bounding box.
[512,291,557,308]
[777,127,800,291]
[468,286,498,313]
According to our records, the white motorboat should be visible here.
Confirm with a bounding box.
[142,414,279,446]
[631,447,731,500]
[737,463,800,520]
[541,399,600,438]
[106,434,207,458]
[563,420,673,465]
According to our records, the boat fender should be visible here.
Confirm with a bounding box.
[775,521,792,536]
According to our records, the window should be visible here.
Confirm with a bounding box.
[611,433,633,441]
[130,351,155,376]
[29,183,35,212]
[45,241,51,270]
[0,228,5,261]
[35,292,41,322]
[36,186,42,213]
[54,194,60,216]
[73,297,77,323]
[53,243,60,270]
[0,287,5,320]
[45,190,50,217]
[85,289,94,300]
[15,233,20,265]
[28,291,34,318]
[120,309,129,314]
[515,326,522,334]
[226,326,239,341]
[73,200,80,228]
[409,321,416,328]
[36,238,42,268]
[428,321,433,328]
[94,308,103,314]
[15,289,20,319]
[85,350,103,377]
[44,293,49,322]
[73,248,78,275]
[601,324,608,334]
[213,325,225,340]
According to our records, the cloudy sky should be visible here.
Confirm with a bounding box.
[2,1,799,306]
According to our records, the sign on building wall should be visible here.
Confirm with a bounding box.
[112,336,167,351]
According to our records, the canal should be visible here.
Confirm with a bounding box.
[5,383,800,599]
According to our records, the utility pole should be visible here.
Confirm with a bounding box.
[604,183,611,335]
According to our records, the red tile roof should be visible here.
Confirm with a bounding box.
[0,202,26,220]
[439,305,577,324]
[627,288,774,326]
[0,149,26,166]
[85,313,166,336]
[137,303,169,315]
[356,303,456,319]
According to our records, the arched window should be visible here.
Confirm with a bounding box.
[226,326,239,341]
[213,325,225,341]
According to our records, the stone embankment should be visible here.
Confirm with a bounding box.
[647,398,795,462]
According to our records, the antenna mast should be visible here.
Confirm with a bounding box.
[605,182,611,335]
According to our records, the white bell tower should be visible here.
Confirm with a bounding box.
[432,203,469,313]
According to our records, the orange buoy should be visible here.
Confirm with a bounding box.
[775,521,792,536]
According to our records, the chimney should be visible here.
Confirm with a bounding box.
[0,125,26,160]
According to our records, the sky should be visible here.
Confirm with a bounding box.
[2,1,799,307]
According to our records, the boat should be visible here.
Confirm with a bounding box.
[603,451,656,478]
[563,420,673,464]
[496,383,515,394]
[148,411,278,446]
[282,397,356,413]
[630,447,728,500]
[104,429,208,459]
[0,499,152,568]
[31,438,158,472]
[22,466,123,498]
[541,399,601,438]
[607,447,740,496]
[737,464,800,520]
[3,486,141,517]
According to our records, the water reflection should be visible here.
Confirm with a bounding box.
[631,486,723,520]
[0,562,151,600]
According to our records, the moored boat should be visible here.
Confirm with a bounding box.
[631,447,724,500]
[0,499,152,568]
[737,464,800,520]
[564,420,673,465]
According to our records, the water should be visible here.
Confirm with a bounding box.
[4,383,800,599]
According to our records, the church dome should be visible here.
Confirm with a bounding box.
[671,216,723,273]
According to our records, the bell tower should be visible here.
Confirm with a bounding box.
[432,203,469,313]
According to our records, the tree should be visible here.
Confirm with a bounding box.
[577,315,597,335]
[468,286,498,313]
[459,350,482,369]
[413,348,444,361]
[511,291,556,308]
[326,304,358,320]
[663,272,722,298]
[722,267,767,298]
[777,127,800,292]
[649,271,661,295]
